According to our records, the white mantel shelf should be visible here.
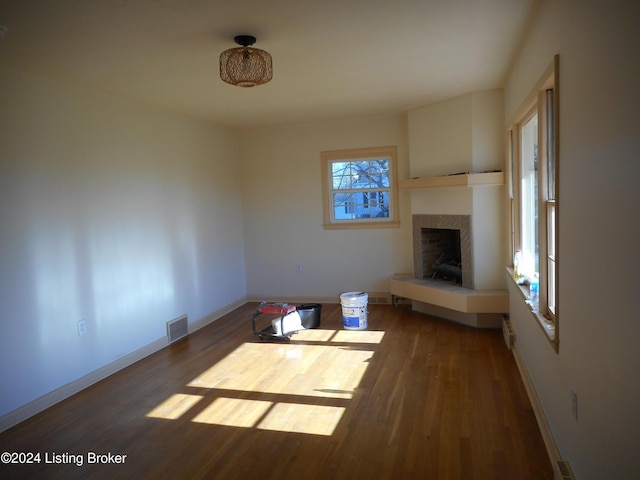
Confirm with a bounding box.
[399,171,504,189]
[390,274,509,314]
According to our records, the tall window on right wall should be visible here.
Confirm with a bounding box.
[509,55,559,351]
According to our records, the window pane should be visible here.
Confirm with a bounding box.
[331,161,351,189]
[547,203,556,315]
[548,257,556,314]
[509,129,515,199]
[373,159,389,172]
[372,171,390,187]
[349,161,368,186]
[546,89,556,201]
[520,113,539,278]
[547,203,556,258]
[332,159,390,189]
[368,191,388,218]
[322,147,397,228]
[370,203,389,218]
[353,174,373,189]
[332,175,351,189]
[332,192,354,219]
[329,158,392,218]
[332,190,390,220]
[332,161,351,176]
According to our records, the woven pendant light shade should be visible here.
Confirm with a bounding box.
[220,35,272,87]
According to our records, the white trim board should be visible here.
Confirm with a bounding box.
[511,344,565,480]
[0,297,247,433]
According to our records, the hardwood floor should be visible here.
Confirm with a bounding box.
[0,303,552,479]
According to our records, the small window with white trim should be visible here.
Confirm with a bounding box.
[321,146,399,229]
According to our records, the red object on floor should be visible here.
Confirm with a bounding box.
[258,303,296,315]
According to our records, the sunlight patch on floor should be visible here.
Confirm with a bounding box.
[190,397,345,435]
[332,330,385,343]
[192,397,272,428]
[146,328,384,436]
[146,393,204,420]
[257,403,346,436]
[187,342,373,399]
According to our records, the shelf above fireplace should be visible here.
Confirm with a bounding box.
[399,171,504,189]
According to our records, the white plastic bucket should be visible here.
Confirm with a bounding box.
[271,311,303,337]
[340,292,368,330]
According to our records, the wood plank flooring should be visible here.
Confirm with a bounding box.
[0,303,552,479]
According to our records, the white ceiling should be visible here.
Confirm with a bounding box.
[0,0,538,129]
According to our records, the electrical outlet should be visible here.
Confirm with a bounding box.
[571,388,578,420]
[77,320,87,336]
[296,263,303,273]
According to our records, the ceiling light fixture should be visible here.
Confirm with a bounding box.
[220,35,272,87]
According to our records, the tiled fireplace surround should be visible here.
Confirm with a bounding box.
[413,214,472,289]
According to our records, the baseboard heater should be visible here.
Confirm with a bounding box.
[167,315,188,343]
[502,315,515,349]
[367,292,392,304]
[557,460,575,480]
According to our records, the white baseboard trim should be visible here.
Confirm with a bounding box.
[247,294,340,304]
[246,292,393,305]
[0,297,248,434]
[511,345,564,480]
[189,297,247,333]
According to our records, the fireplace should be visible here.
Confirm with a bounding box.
[422,228,462,283]
[413,215,473,288]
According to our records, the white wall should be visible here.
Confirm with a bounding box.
[408,93,473,178]
[472,90,504,172]
[504,1,640,478]
[240,116,413,300]
[0,66,247,419]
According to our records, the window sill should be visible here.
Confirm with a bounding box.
[505,267,558,352]
[322,220,400,230]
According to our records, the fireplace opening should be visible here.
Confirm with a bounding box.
[422,228,462,284]
[413,214,473,289]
